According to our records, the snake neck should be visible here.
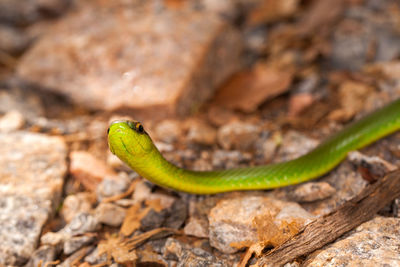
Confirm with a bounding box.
[127,146,186,189]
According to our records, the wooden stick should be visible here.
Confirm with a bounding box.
[256,170,400,266]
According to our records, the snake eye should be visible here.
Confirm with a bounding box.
[137,123,144,133]
[107,127,110,135]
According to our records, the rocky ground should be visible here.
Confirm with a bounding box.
[1,0,400,266]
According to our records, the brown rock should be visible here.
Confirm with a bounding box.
[348,151,397,182]
[328,81,375,122]
[186,119,217,146]
[154,120,182,143]
[208,196,315,253]
[247,0,299,25]
[217,121,260,150]
[288,93,315,117]
[70,151,118,191]
[305,217,400,266]
[95,202,126,227]
[213,64,293,113]
[289,182,336,203]
[61,192,95,223]
[184,217,209,238]
[17,0,242,116]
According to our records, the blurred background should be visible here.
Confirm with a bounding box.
[1,0,400,266]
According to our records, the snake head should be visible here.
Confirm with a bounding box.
[107,120,153,160]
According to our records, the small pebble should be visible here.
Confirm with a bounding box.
[217,121,260,150]
[154,120,182,143]
[289,182,336,203]
[184,217,209,238]
[70,151,118,191]
[96,172,131,201]
[95,202,126,227]
[61,192,94,223]
[0,110,25,132]
[63,235,95,255]
[24,245,57,267]
[186,119,217,146]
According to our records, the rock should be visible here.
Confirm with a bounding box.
[60,192,95,223]
[163,238,229,266]
[289,182,336,203]
[208,196,315,253]
[0,0,61,25]
[41,212,100,253]
[186,119,217,146]
[154,120,182,143]
[132,180,153,203]
[184,217,209,238]
[288,93,315,117]
[63,212,100,236]
[36,0,71,16]
[58,246,95,267]
[328,81,374,122]
[0,132,67,266]
[217,121,260,150]
[330,20,371,71]
[96,173,131,201]
[17,0,242,116]
[245,0,299,25]
[70,151,118,191]
[212,149,252,169]
[24,245,58,267]
[140,208,168,232]
[329,3,400,71]
[348,151,397,182]
[63,235,96,255]
[0,25,31,55]
[0,110,25,132]
[95,202,126,227]
[277,131,318,161]
[259,131,281,162]
[305,216,400,266]
[213,64,293,113]
[301,162,369,216]
[207,105,237,127]
[0,87,44,121]
[84,247,108,265]
[164,199,188,229]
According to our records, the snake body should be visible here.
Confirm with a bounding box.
[108,99,400,194]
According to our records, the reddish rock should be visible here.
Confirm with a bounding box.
[70,151,118,191]
[213,64,293,113]
[17,0,242,117]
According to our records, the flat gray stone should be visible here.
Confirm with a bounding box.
[0,132,67,266]
[17,0,242,116]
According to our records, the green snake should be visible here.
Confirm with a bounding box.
[108,99,400,194]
